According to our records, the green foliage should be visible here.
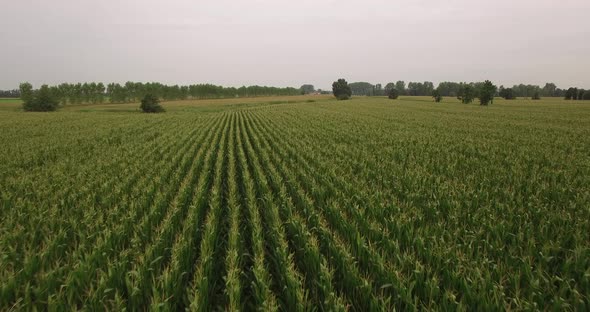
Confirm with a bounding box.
[407,81,434,96]
[348,82,374,96]
[395,81,406,95]
[478,80,497,105]
[140,94,165,113]
[583,90,590,100]
[532,90,541,100]
[578,89,585,101]
[19,82,33,103]
[300,84,315,94]
[388,88,399,99]
[332,79,352,100]
[15,82,302,105]
[565,87,577,100]
[499,86,516,100]
[432,89,442,102]
[457,84,475,104]
[22,84,59,112]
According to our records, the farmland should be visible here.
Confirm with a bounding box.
[1,96,589,310]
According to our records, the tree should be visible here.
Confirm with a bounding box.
[140,94,165,113]
[457,84,475,104]
[542,83,557,97]
[332,79,352,100]
[478,80,497,105]
[388,88,399,99]
[532,90,541,100]
[384,82,395,93]
[395,81,406,95]
[23,85,59,112]
[19,82,33,104]
[407,82,422,96]
[374,83,383,96]
[300,84,315,94]
[432,89,442,102]
[565,87,576,100]
[499,87,516,99]
[349,82,374,96]
[577,89,585,101]
[583,90,590,100]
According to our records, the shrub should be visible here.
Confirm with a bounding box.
[478,80,497,106]
[332,79,352,100]
[432,89,442,102]
[387,88,399,99]
[532,91,541,100]
[499,87,516,100]
[140,94,165,113]
[457,85,475,104]
[22,85,59,112]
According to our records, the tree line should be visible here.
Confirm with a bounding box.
[0,89,19,98]
[315,80,588,99]
[16,82,301,106]
[333,78,566,106]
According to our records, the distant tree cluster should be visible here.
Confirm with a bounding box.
[20,83,59,112]
[499,86,516,99]
[334,79,589,102]
[564,87,589,100]
[300,84,315,94]
[15,81,301,106]
[0,89,20,98]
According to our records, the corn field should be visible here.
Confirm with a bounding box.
[0,96,589,310]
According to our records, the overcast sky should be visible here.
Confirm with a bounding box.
[1,0,589,90]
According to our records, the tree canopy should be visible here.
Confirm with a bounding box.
[332,79,352,100]
[140,94,165,113]
[432,89,442,102]
[300,84,315,94]
[499,86,516,99]
[387,88,399,99]
[478,80,497,105]
[22,84,59,112]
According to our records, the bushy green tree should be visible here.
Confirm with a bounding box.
[388,88,399,99]
[384,82,395,93]
[583,91,590,100]
[565,87,578,100]
[22,85,59,112]
[457,85,475,104]
[478,80,497,105]
[332,79,352,100]
[300,84,315,94]
[395,81,406,95]
[532,90,541,100]
[577,89,585,101]
[140,94,165,113]
[499,87,516,99]
[432,89,442,102]
[19,82,33,103]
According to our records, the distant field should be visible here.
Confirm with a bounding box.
[1,96,589,310]
[0,98,22,105]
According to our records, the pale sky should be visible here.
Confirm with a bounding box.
[1,0,589,90]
